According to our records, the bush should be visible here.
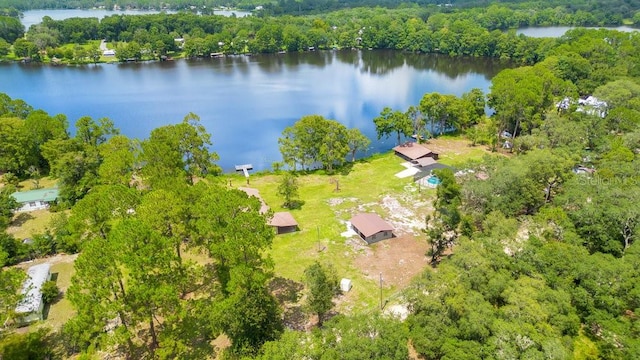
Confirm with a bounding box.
[41,281,60,305]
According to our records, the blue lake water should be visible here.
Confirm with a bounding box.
[0,51,507,171]
[516,25,638,38]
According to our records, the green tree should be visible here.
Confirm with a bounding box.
[41,280,59,305]
[346,128,371,162]
[373,107,412,145]
[278,115,351,171]
[12,38,38,58]
[0,15,24,43]
[0,254,25,321]
[0,117,29,174]
[97,135,137,186]
[303,261,338,326]
[489,64,573,137]
[140,113,219,189]
[0,187,18,231]
[419,93,467,136]
[278,172,300,209]
[0,38,10,56]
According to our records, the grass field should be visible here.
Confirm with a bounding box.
[6,138,494,328]
[245,152,431,313]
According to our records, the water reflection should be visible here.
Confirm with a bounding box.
[0,51,508,170]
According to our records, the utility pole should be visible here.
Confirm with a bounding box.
[379,272,383,310]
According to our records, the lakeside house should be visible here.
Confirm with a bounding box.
[268,212,299,234]
[11,188,59,212]
[350,213,394,244]
[393,142,439,162]
[15,263,51,325]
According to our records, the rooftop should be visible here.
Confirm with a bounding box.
[15,263,51,315]
[11,188,59,204]
[393,143,436,160]
[350,213,394,238]
[268,212,298,227]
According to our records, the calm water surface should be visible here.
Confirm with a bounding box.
[0,51,507,171]
[517,25,638,38]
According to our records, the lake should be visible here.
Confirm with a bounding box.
[517,25,638,38]
[0,51,507,171]
[20,9,251,29]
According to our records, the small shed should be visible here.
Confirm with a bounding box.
[393,142,438,161]
[268,212,299,234]
[11,188,59,212]
[15,263,51,325]
[350,213,394,244]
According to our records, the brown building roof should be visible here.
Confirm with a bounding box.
[350,213,394,238]
[393,143,436,160]
[238,187,270,214]
[269,212,298,227]
[412,157,437,167]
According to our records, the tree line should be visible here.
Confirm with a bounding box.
[2,4,640,63]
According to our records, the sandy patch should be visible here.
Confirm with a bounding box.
[15,253,79,270]
[385,304,410,321]
[354,235,429,289]
[340,220,358,238]
[381,195,425,236]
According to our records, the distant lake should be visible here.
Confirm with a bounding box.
[20,9,251,29]
[0,51,508,171]
[517,25,639,38]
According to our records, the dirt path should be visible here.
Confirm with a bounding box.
[14,253,79,271]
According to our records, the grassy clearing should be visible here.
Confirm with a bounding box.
[6,210,55,240]
[44,261,76,329]
[16,176,58,191]
[425,137,495,168]
[247,152,424,313]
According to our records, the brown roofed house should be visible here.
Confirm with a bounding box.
[350,213,394,244]
[393,142,438,161]
[269,212,299,234]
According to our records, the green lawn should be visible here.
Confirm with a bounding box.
[44,261,76,329]
[7,210,56,240]
[247,152,425,313]
[17,176,58,191]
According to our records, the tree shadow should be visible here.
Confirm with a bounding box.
[283,200,305,210]
[268,276,303,304]
[337,161,355,175]
[11,212,34,227]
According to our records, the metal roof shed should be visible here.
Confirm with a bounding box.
[15,263,51,325]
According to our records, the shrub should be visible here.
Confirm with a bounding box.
[41,281,59,305]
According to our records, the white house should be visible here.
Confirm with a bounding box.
[15,263,51,325]
[11,188,59,212]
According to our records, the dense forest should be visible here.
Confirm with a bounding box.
[1,4,640,66]
[2,0,640,359]
[0,0,640,18]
